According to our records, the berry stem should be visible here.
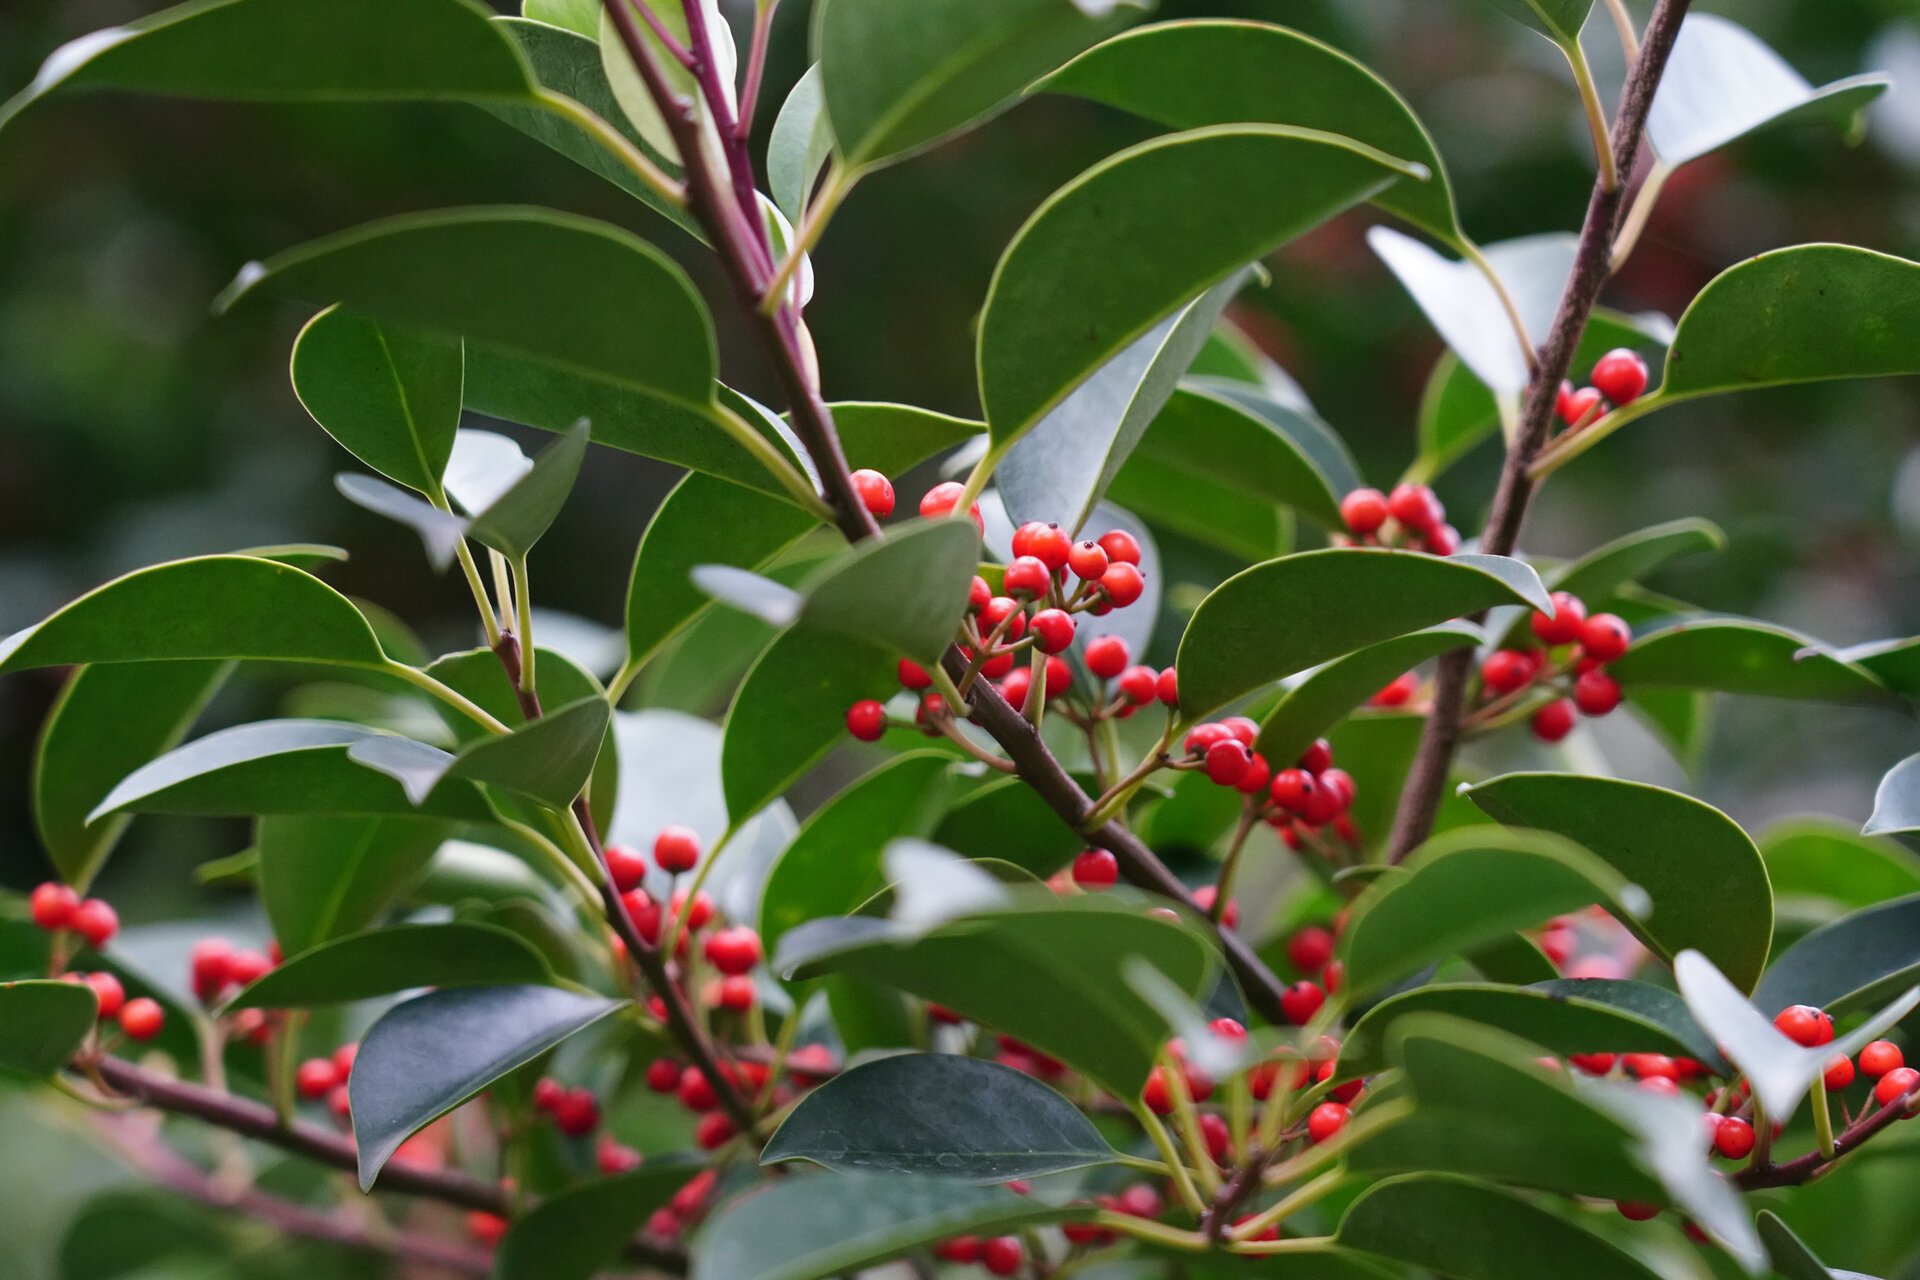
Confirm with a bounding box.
[1132,1101,1207,1217]
[1224,1167,1345,1244]
[1564,36,1620,192]
[1811,1075,1838,1161]
[1210,804,1260,926]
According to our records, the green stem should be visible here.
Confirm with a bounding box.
[713,402,835,519]
[1813,1075,1838,1161]
[1564,37,1620,191]
[535,88,686,211]
[512,557,537,699]
[1022,645,1048,731]
[1212,805,1260,924]
[380,660,513,735]
[1529,390,1670,477]
[1134,1102,1207,1217]
[1092,1210,1210,1253]
[452,540,503,649]
[956,441,1005,512]
[1229,1168,1347,1242]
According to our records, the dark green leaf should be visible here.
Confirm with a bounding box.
[351,985,621,1189]
[933,773,1086,877]
[1760,817,1920,918]
[496,1163,697,1280]
[292,307,462,496]
[827,401,986,477]
[1175,548,1549,719]
[1608,618,1897,705]
[351,696,608,810]
[0,979,96,1078]
[1549,517,1727,602]
[1465,772,1774,990]
[229,922,552,1009]
[1759,1210,1882,1280]
[769,63,833,223]
[1254,623,1479,767]
[762,1053,1115,1180]
[522,0,597,39]
[258,814,453,954]
[799,518,980,663]
[1474,0,1595,44]
[467,421,590,559]
[1753,893,1920,1018]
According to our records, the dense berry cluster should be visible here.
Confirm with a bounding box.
[1338,482,1459,556]
[1556,348,1651,435]
[30,880,166,1043]
[1473,590,1633,742]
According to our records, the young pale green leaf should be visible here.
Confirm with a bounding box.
[1758,1211,1882,1280]
[1608,618,1897,705]
[258,814,454,955]
[814,0,1131,171]
[228,922,552,1009]
[797,518,980,663]
[1338,827,1638,999]
[769,64,834,224]
[597,0,731,167]
[0,980,97,1078]
[465,421,590,560]
[334,474,468,571]
[692,1173,1084,1280]
[217,207,717,412]
[1472,0,1595,44]
[0,0,535,132]
[351,697,609,811]
[522,0,596,39]
[775,892,1216,1098]
[979,125,1420,450]
[1254,624,1479,767]
[1867,754,1920,845]
[1338,1173,1662,1280]
[1043,19,1457,242]
[0,556,386,674]
[998,272,1248,536]
[351,985,622,1189]
[1753,893,1920,1018]
[762,1053,1115,1180]
[759,753,954,968]
[1761,818,1920,918]
[1674,950,1920,1121]
[496,1163,698,1280]
[292,307,462,496]
[1174,548,1550,720]
[34,661,228,891]
[1649,15,1890,170]
[1465,772,1774,990]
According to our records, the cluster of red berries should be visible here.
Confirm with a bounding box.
[1477,590,1632,742]
[530,1074,639,1166]
[642,1045,832,1151]
[1338,482,1459,556]
[1534,905,1648,980]
[605,823,703,889]
[32,882,167,1041]
[1557,348,1650,434]
[295,1041,359,1121]
[1145,1020,1363,1149]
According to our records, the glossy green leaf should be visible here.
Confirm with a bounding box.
[0,556,385,674]
[34,661,228,891]
[1175,548,1549,719]
[721,627,896,821]
[350,696,609,810]
[1465,772,1773,990]
[1044,19,1457,242]
[827,401,986,477]
[291,306,461,496]
[1649,15,1890,169]
[798,518,980,664]
[1753,893,1920,1018]
[1760,818,1920,918]
[776,892,1216,1097]
[769,63,833,224]
[692,1173,1083,1280]
[0,0,535,132]
[1339,827,1637,999]
[465,421,589,560]
[0,980,96,1078]
[762,1053,1114,1180]
[1372,228,1574,396]
[759,753,954,967]
[217,207,717,412]
[1608,618,1897,705]
[496,1163,696,1280]
[1759,1210,1882,1280]
[229,923,551,1009]
[1866,753,1920,845]
[1255,624,1479,767]
[257,814,453,954]
[979,125,1419,449]
[1338,1174,1661,1280]
[1340,980,1725,1078]
[933,773,1086,877]
[814,0,1131,170]
[351,985,621,1189]
[1491,519,1725,650]
[1474,0,1594,44]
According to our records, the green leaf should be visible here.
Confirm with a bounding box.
[1473,0,1595,45]
[813,0,1131,171]
[933,773,1086,877]
[798,518,981,664]
[1043,19,1459,243]
[693,1173,1083,1280]
[1759,1210,1882,1280]
[34,661,229,891]
[759,753,955,968]
[1753,893,1920,1018]
[769,64,833,223]
[522,0,597,39]
[1868,754,1920,846]
[496,1163,696,1280]
[1607,617,1898,705]
[1338,827,1638,999]
[351,985,620,1189]
[0,0,535,131]
[828,401,986,477]
[258,814,453,954]
[979,125,1420,450]
[1649,15,1890,169]
[217,207,717,412]
[291,307,461,497]
[762,1053,1115,1180]
[1174,548,1549,720]
[1340,980,1725,1078]
[1489,517,1725,651]
[693,566,805,628]
[1760,817,1920,919]
[228,923,552,1009]
[466,421,590,560]
[596,0,731,167]
[1338,1174,1662,1280]
[721,628,893,822]
[350,696,609,810]
[1254,624,1479,768]
[0,980,96,1078]
[776,892,1216,1097]
[0,556,386,674]
[1465,772,1774,991]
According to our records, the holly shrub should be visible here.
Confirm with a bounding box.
[3,1,1920,1278]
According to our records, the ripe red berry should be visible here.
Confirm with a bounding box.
[1340,487,1390,537]
[1203,739,1250,787]
[981,1236,1023,1277]
[1616,1201,1659,1222]
[1000,666,1033,712]
[1030,608,1076,654]
[605,844,648,891]
[1003,555,1051,598]
[1861,1041,1904,1077]
[893,660,930,692]
[1287,926,1334,975]
[467,1211,509,1246]
[1067,540,1109,581]
[653,825,702,875]
[1559,385,1605,427]
[533,1076,566,1111]
[968,576,992,612]
[1531,592,1588,645]
[1874,1066,1919,1108]
[1580,613,1632,663]
[1269,767,1316,813]
[849,468,894,517]
[1075,635,1125,681]
[1568,1052,1616,1075]
[1709,1114,1755,1160]
[298,1057,341,1100]
[919,481,981,531]
[552,1088,600,1136]
[1099,562,1145,608]
[694,1111,738,1150]
[1297,739,1333,775]
[1236,752,1271,795]
[1481,649,1535,694]
[1307,1101,1350,1143]
[1590,348,1649,406]
[645,1057,682,1093]
[119,997,164,1041]
[979,595,1025,640]
[1198,1110,1232,1162]
[1155,667,1178,706]
[225,949,271,989]
[1116,665,1157,705]
[1573,668,1622,716]
[1192,886,1238,928]
[1281,981,1327,1026]
[71,899,118,948]
[705,926,762,976]
[846,699,887,742]
[1185,723,1230,756]
[1824,1054,1856,1090]
[598,1136,642,1174]
[334,1042,358,1076]
[1097,530,1142,565]
[717,975,756,1012]
[29,882,79,931]
[1531,699,1576,743]
[1774,1004,1834,1048]
[1370,672,1418,707]
[84,971,125,1019]
[1011,521,1071,572]
[1072,848,1118,890]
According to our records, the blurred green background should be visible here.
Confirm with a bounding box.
[1,0,1918,1274]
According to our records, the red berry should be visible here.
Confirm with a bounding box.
[1099,562,1145,608]
[968,576,992,611]
[1861,1041,1904,1077]
[1236,752,1271,795]
[1281,981,1327,1026]
[1531,592,1588,645]
[1568,1052,1616,1076]
[1287,927,1334,975]
[1068,540,1109,580]
[1590,348,1649,406]
[298,1058,342,1100]
[1043,656,1071,698]
[846,700,887,742]
[1072,849,1118,890]
[1773,1004,1834,1048]
[1000,667,1033,712]
[1217,716,1256,746]
[896,660,932,692]
[1030,608,1076,654]
[1192,886,1238,928]
[1370,672,1418,707]
[979,595,1025,640]
[1573,668,1622,716]
[1624,1053,1678,1081]
[981,1236,1023,1277]
[1198,1111,1232,1162]
[653,825,702,875]
[717,975,756,1011]
[553,1088,600,1136]
[1341,488,1390,537]
[71,899,118,948]
[84,971,125,1019]
[1269,768,1316,813]
[605,844,648,891]
[645,1058,682,1093]
[467,1211,508,1246]
[919,481,981,531]
[1003,555,1051,598]
[850,469,894,517]
[694,1111,738,1150]
[1185,723,1230,756]
[334,1042,358,1076]
[679,1066,719,1113]
[1531,700,1576,743]
[1560,385,1605,427]
[225,950,271,989]
[1155,667,1179,706]
[705,926,762,976]
[1297,739,1333,774]
[189,937,235,1001]
[1204,739,1251,787]
[1117,665,1157,704]
[1824,1054,1856,1090]
[119,997,164,1041]
[1425,524,1461,556]
[1097,530,1142,565]
[1580,613,1632,663]
[1307,1101,1350,1143]
[1710,1114,1755,1160]
[29,882,79,931]
[1481,649,1535,694]
[1012,522,1071,572]
[1874,1067,1919,1108]
[1616,1201,1659,1222]
[598,1136,643,1174]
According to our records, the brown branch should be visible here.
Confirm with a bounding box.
[1198,1148,1270,1242]
[1735,1085,1919,1191]
[1385,0,1695,861]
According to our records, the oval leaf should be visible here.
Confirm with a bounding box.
[292,306,462,496]
[798,518,981,664]
[258,814,454,954]
[1867,753,1920,845]
[1608,617,1897,705]
[0,980,96,1078]
[1255,623,1480,767]
[466,420,590,560]
[1753,893,1920,1018]
[229,922,553,1009]
[769,63,833,223]
[496,1163,697,1280]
